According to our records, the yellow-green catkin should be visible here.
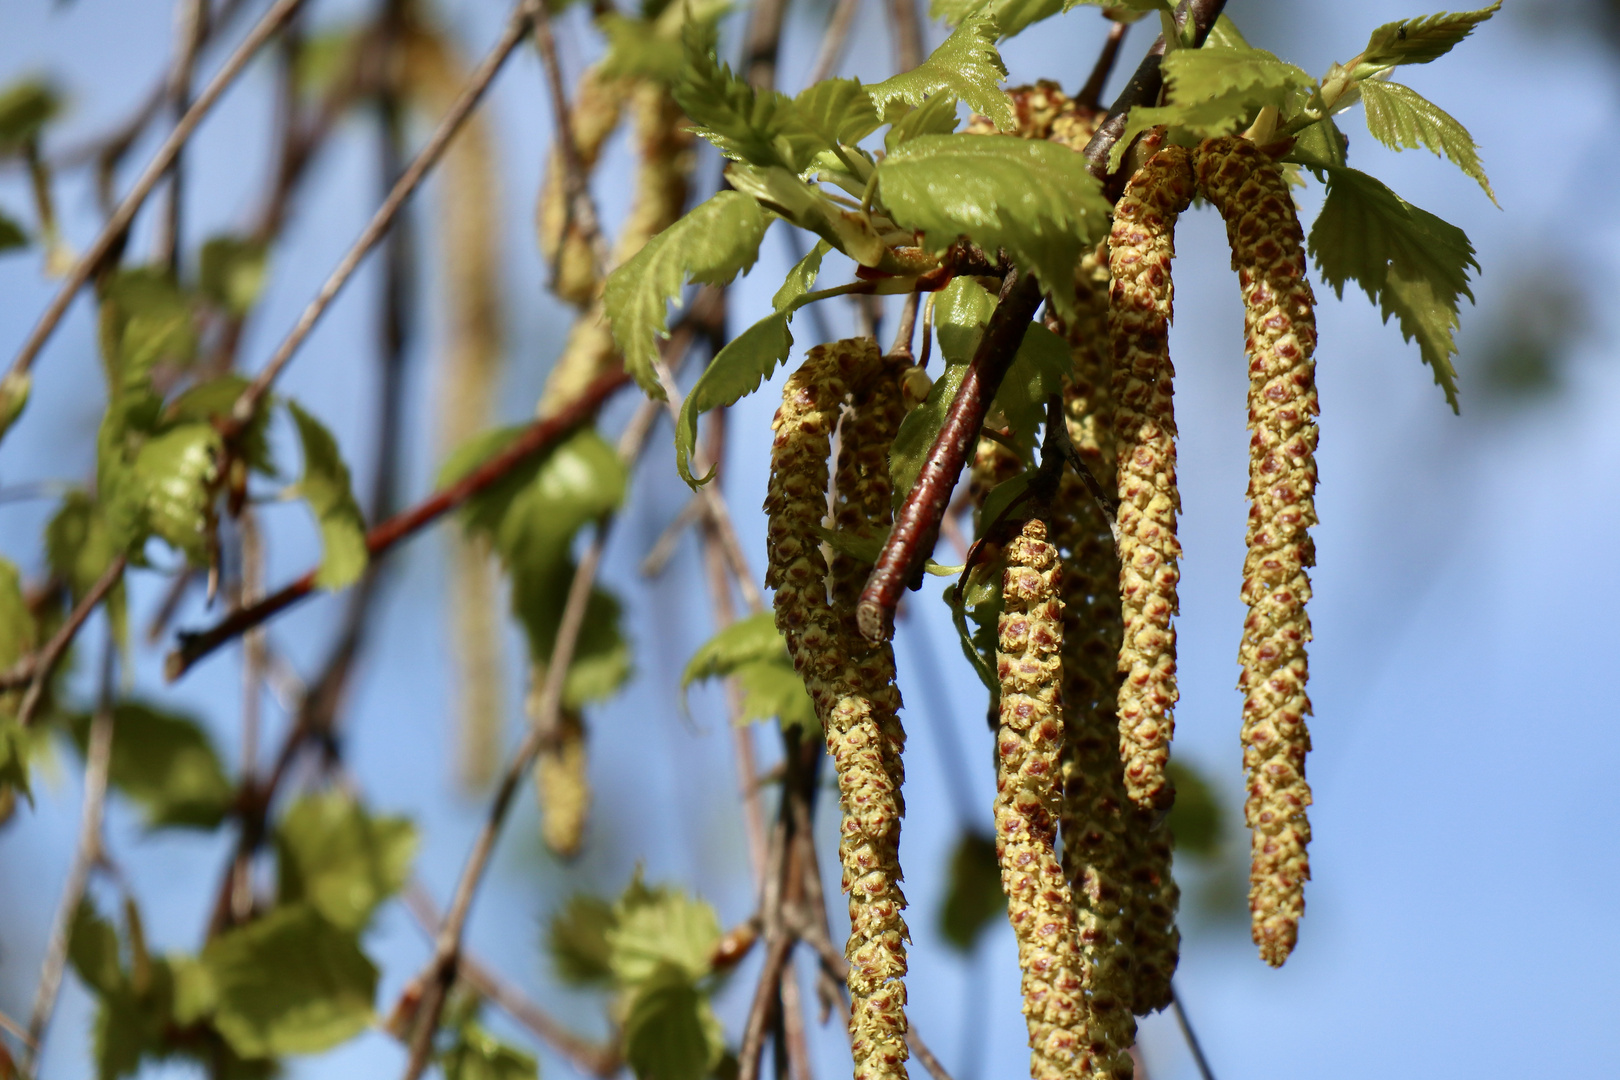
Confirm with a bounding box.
[1194,135,1318,968]
[1108,144,1196,813]
[996,519,1092,1080]
[532,702,588,859]
[766,340,910,1080]
[537,64,630,308]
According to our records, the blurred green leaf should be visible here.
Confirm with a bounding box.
[442,1021,538,1080]
[1166,758,1223,857]
[547,893,617,986]
[0,209,27,251]
[939,830,1004,951]
[931,0,1066,39]
[198,236,269,315]
[167,375,274,476]
[132,422,221,563]
[70,898,126,997]
[0,78,62,151]
[45,491,128,650]
[65,703,233,829]
[680,613,787,685]
[286,402,368,590]
[607,882,722,984]
[622,964,724,1080]
[275,790,417,930]
[202,904,377,1058]
[992,321,1070,449]
[98,268,198,396]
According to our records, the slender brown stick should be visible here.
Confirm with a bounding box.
[888,0,925,72]
[804,0,862,85]
[6,0,309,382]
[531,2,609,281]
[4,555,127,727]
[227,0,539,432]
[22,645,115,1078]
[1076,18,1130,111]
[166,369,631,679]
[1172,984,1219,1080]
[155,0,208,271]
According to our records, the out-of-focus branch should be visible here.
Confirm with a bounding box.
[155,0,208,271]
[804,0,862,85]
[531,2,609,281]
[888,0,925,72]
[1,555,127,728]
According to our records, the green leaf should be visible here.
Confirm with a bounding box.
[275,791,417,931]
[1202,12,1252,49]
[622,964,724,1080]
[598,0,730,85]
[1166,758,1223,857]
[672,21,825,171]
[131,422,221,563]
[938,830,1004,951]
[286,402,368,590]
[884,91,962,152]
[0,209,27,252]
[66,703,233,829]
[1111,46,1314,170]
[97,268,199,397]
[890,361,971,513]
[680,612,788,688]
[198,236,269,316]
[723,164,888,267]
[868,14,1013,130]
[46,490,129,650]
[167,375,274,475]
[0,369,28,442]
[730,659,819,734]
[0,558,35,787]
[1353,2,1500,78]
[70,898,126,997]
[794,77,881,149]
[1357,79,1494,203]
[0,78,62,151]
[547,893,617,986]
[603,190,770,397]
[931,0,1065,39]
[991,321,1069,448]
[202,904,377,1058]
[442,1022,538,1080]
[681,612,817,733]
[673,238,829,487]
[607,884,722,984]
[1282,112,1347,171]
[1308,166,1477,410]
[877,134,1109,321]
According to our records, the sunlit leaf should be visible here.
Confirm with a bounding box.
[868,14,1013,130]
[286,402,368,590]
[1353,2,1500,78]
[622,964,724,1080]
[1356,78,1494,202]
[275,791,417,930]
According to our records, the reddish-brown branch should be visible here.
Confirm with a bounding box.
[166,369,631,680]
[1076,17,1130,111]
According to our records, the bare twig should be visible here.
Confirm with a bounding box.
[1076,17,1130,111]
[6,0,310,383]
[1172,984,1219,1080]
[155,0,209,271]
[166,369,631,679]
[744,0,790,91]
[888,0,926,72]
[532,1,609,281]
[2,555,127,727]
[639,495,705,578]
[804,0,862,85]
[227,0,541,433]
[22,644,116,1077]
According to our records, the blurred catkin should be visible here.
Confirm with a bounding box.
[1195,135,1319,968]
[1107,143,1195,813]
[402,22,507,792]
[995,519,1092,1080]
[536,64,630,308]
[766,340,909,1080]
[534,702,588,858]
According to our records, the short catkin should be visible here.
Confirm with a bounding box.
[766,340,910,1080]
[533,704,588,858]
[1194,135,1319,968]
[995,519,1092,1080]
[1107,143,1196,812]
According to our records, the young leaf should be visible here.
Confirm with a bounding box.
[286,402,368,590]
[65,703,233,829]
[622,964,725,1080]
[990,321,1070,446]
[275,791,417,931]
[680,612,789,688]
[1166,758,1224,857]
[1309,166,1478,410]
[877,134,1110,320]
[931,0,1065,40]
[0,369,29,442]
[1357,78,1495,203]
[890,361,972,510]
[607,885,722,984]
[603,191,770,396]
[868,14,1014,130]
[1202,12,1253,49]
[0,78,62,151]
[70,899,126,997]
[672,22,825,171]
[0,209,26,252]
[167,375,275,475]
[723,164,888,267]
[884,91,962,151]
[131,423,221,564]
[98,268,199,397]
[681,612,817,733]
[198,236,270,316]
[547,893,618,986]
[1283,112,1348,171]
[938,830,1005,951]
[793,77,881,149]
[1353,2,1500,78]
[730,660,820,734]
[202,904,377,1058]
[673,239,830,487]
[598,0,729,85]
[441,1022,538,1080]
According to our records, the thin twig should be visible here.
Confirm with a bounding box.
[6,0,309,382]
[1171,983,1219,1080]
[22,643,116,1077]
[639,494,705,578]
[888,291,921,361]
[804,0,862,85]
[227,0,540,433]
[166,369,631,679]
[3,555,127,727]
[1076,18,1130,111]
[155,0,208,271]
[888,0,926,72]
[743,0,789,91]
[532,1,609,282]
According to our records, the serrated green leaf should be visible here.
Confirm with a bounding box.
[66,703,233,829]
[1166,758,1223,857]
[932,0,1065,39]
[724,164,888,267]
[0,78,62,151]
[1309,166,1477,410]
[622,964,724,1080]
[131,422,220,563]
[730,659,819,734]
[0,209,27,252]
[794,77,881,149]
[672,21,825,171]
[607,885,721,984]
[1357,79,1494,203]
[98,268,198,397]
[442,1021,538,1080]
[869,14,1012,130]
[681,613,817,734]
[1283,112,1347,171]
[275,791,417,930]
[673,238,829,487]
[198,236,269,316]
[884,91,962,152]
[681,612,787,688]
[548,893,617,986]
[603,191,770,396]
[938,830,1004,950]
[1111,46,1314,170]
[202,904,377,1058]
[286,402,367,590]
[991,321,1069,447]
[598,0,729,84]
[877,134,1109,321]
[1354,2,1500,77]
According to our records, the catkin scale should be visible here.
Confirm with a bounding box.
[766,341,909,1080]
[1107,144,1196,813]
[1194,135,1319,968]
[995,520,1092,1080]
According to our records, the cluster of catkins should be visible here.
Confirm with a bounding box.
[765,81,1320,1078]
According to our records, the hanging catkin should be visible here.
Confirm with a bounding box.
[1194,135,1318,968]
[402,22,507,791]
[536,64,631,308]
[534,704,588,858]
[1107,143,1195,813]
[995,519,1092,1080]
[766,340,909,1080]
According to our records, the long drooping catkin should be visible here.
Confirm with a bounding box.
[1107,144,1195,813]
[766,340,909,1080]
[537,64,631,308]
[1195,136,1319,968]
[403,23,507,791]
[995,519,1091,1080]
[528,683,588,858]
